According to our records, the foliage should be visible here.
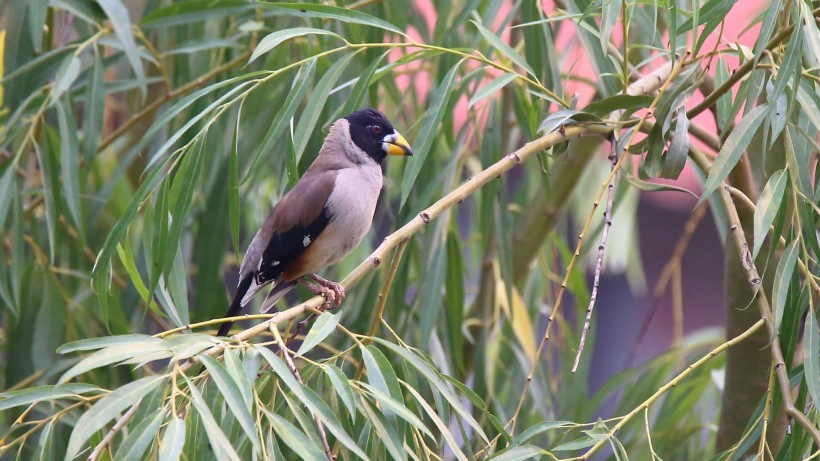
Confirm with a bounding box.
[1,0,819,460]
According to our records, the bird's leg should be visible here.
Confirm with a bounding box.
[297,277,336,309]
[308,273,345,307]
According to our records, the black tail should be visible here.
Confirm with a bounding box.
[216,275,254,337]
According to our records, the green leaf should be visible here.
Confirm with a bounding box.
[58,334,162,354]
[803,309,820,410]
[772,240,799,335]
[401,382,468,461]
[400,61,462,206]
[52,55,81,102]
[698,104,769,205]
[259,3,406,37]
[248,27,341,64]
[147,80,255,171]
[538,109,600,134]
[714,59,731,132]
[357,382,432,438]
[158,416,186,461]
[488,445,547,461]
[468,72,517,109]
[182,374,241,461]
[599,0,620,51]
[64,375,165,461]
[200,355,261,453]
[114,409,165,461]
[256,347,370,460]
[229,116,240,257]
[770,11,802,103]
[356,397,407,461]
[752,170,787,259]
[91,162,163,280]
[623,173,698,199]
[55,98,83,236]
[340,50,389,116]
[265,409,327,461]
[0,384,100,411]
[83,46,104,161]
[321,363,356,420]
[141,0,255,27]
[372,338,489,444]
[0,166,16,232]
[472,20,534,76]
[97,0,146,97]
[678,0,736,55]
[296,312,339,357]
[512,421,575,446]
[161,138,204,286]
[660,109,689,179]
[583,94,653,116]
[242,59,316,185]
[59,342,171,383]
[293,52,356,163]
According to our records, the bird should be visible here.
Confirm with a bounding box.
[215,108,413,337]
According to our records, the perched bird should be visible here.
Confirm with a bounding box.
[215,108,413,337]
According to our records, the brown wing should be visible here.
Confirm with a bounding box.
[253,170,337,285]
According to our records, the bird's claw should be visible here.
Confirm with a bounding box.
[310,275,345,310]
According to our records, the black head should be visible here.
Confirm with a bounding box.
[345,108,413,163]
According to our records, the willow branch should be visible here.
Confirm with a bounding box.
[572,318,766,460]
[180,124,613,372]
[688,147,820,447]
[87,401,140,461]
[572,137,618,372]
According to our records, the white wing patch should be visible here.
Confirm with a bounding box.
[303,235,311,247]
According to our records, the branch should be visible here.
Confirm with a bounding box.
[87,401,140,461]
[688,147,820,447]
[179,124,613,372]
[574,318,766,460]
[572,136,619,372]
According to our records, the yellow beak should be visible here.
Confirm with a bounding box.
[382,131,413,156]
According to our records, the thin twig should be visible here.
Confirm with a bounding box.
[87,401,140,461]
[625,205,707,366]
[570,318,766,460]
[572,135,619,372]
[270,325,333,460]
[497,51,692,442]
[716,180,820,447]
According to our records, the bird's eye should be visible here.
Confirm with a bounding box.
[369,125,382,134]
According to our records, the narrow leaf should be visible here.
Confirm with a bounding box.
[0,384,100,411]
[489,446,547,461]
[472,21,534,76]
[400,61,462,206]
[200,355,261,452]
[259,3,406,37]
[64,375,165,461]
[296,312,339,357]
[699,104,769,205]
[803,309,820,409]
[114,410,165,461]
[772,240,798,335]
[182,374,241,461]
[752,170,787,259]
[97,0,146,97]
[158,416,186,461]
[293,52,356,163]
[248,28,340,64]
[468,72,517,109]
